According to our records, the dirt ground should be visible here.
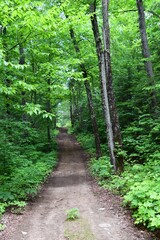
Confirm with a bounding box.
[0,129,155,240]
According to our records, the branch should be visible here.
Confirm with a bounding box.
[7,31,32,52]
[90,1,97,13]
[111,9,137,14]
[111,8,160,19]
[148,10,160,19]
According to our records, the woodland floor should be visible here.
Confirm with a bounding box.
[0,128,155,240]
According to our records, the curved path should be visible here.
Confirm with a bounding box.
[1,129,152,240]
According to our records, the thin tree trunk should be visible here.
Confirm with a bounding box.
[69,79,75,127]
[136,0,157,110]
[70,92,74,128]
[2,26,10,115]
[31,62,37,105]
[102,0,123,171]
[84,74,102,159]
[90,1,123,171]
[102,0,122,144]
[19,44,27,121]
[90,5,116,168]
[100,51,116,169]
[46,78,52,148]
[69,28,101,158]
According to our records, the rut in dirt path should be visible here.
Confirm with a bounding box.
[2,128,152,240]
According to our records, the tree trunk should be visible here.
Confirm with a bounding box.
[84,75,101,159]
[70,92,74,128]
[90,1,124,171]
[2,26,11,115]
[69,28,101,158]
[19,44,27,121]
[46,78,52,148]
[100,51,116,169]
[102,0,123,171]
[69,79,75,128]
[136,0,157,111]
[90,7,116,168]
[102,0,122,144]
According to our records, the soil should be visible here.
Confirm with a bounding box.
[0,128,155,240]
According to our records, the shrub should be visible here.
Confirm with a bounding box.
[89,156,113,180]
[66,208,80,221]
[89,156,160,231]
[76,133,96,156]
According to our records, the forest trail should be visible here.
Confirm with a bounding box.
[1,129,152,240]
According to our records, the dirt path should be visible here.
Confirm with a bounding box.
[0,129,152,240]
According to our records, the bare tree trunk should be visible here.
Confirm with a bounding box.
[70,94,74,128]
[46,78,52,149]
[19,44,27,121]
[100,51,116,169]
[2,26,11,115]
[90,1,124,171]
[84,73,102,159]
[90,3,116,168]
[69,28,101,158]
[136,0,157,110]
[102,0,123,171]
[102,0,122,144]
[69,80,75,128]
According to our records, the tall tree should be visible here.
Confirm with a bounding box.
[69,27,101,158]
[19,43,27,121]
[90,1,123,171]
[136,0,157,111]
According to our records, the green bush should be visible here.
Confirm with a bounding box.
[123,115,160,163]
[66,208,80,221]
[89,156,113,180]
[0,150,57,202]
[89,155,160,231]
[0,118,58,219]
[76,133,96,156]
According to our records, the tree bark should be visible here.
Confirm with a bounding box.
[136,0,157,111]
[90,1,124,171]
[69,28,101,158]
[69,80,75,128]
[2,26,11,115]
[83,71,102,159]
[70,92,74,128]
[46,78,52,148]
[19,44,27,121]
[100,50,116,169]
[102,0,123,171]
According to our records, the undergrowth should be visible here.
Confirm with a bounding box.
[76,132,96,157]
[66,208,80,221]
[0,119,58,227]
[89,155,160,231]
[75,127,160,232]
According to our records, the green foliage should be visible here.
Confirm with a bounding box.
[89,156,113,180]
[76,133,96,156]
[123,115,160,163]
[122,158,160,230]
[89,156,160,231]
[0,203,7,216]
[0,0,160,234]
[0,223,5,231]
[0,150,57,202]
[66,208,80,221]
[0,118,58,218]
[9,201,26,214]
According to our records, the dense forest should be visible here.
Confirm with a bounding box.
[0,0,160,233]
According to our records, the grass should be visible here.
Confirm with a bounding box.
[64,218,95,240]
